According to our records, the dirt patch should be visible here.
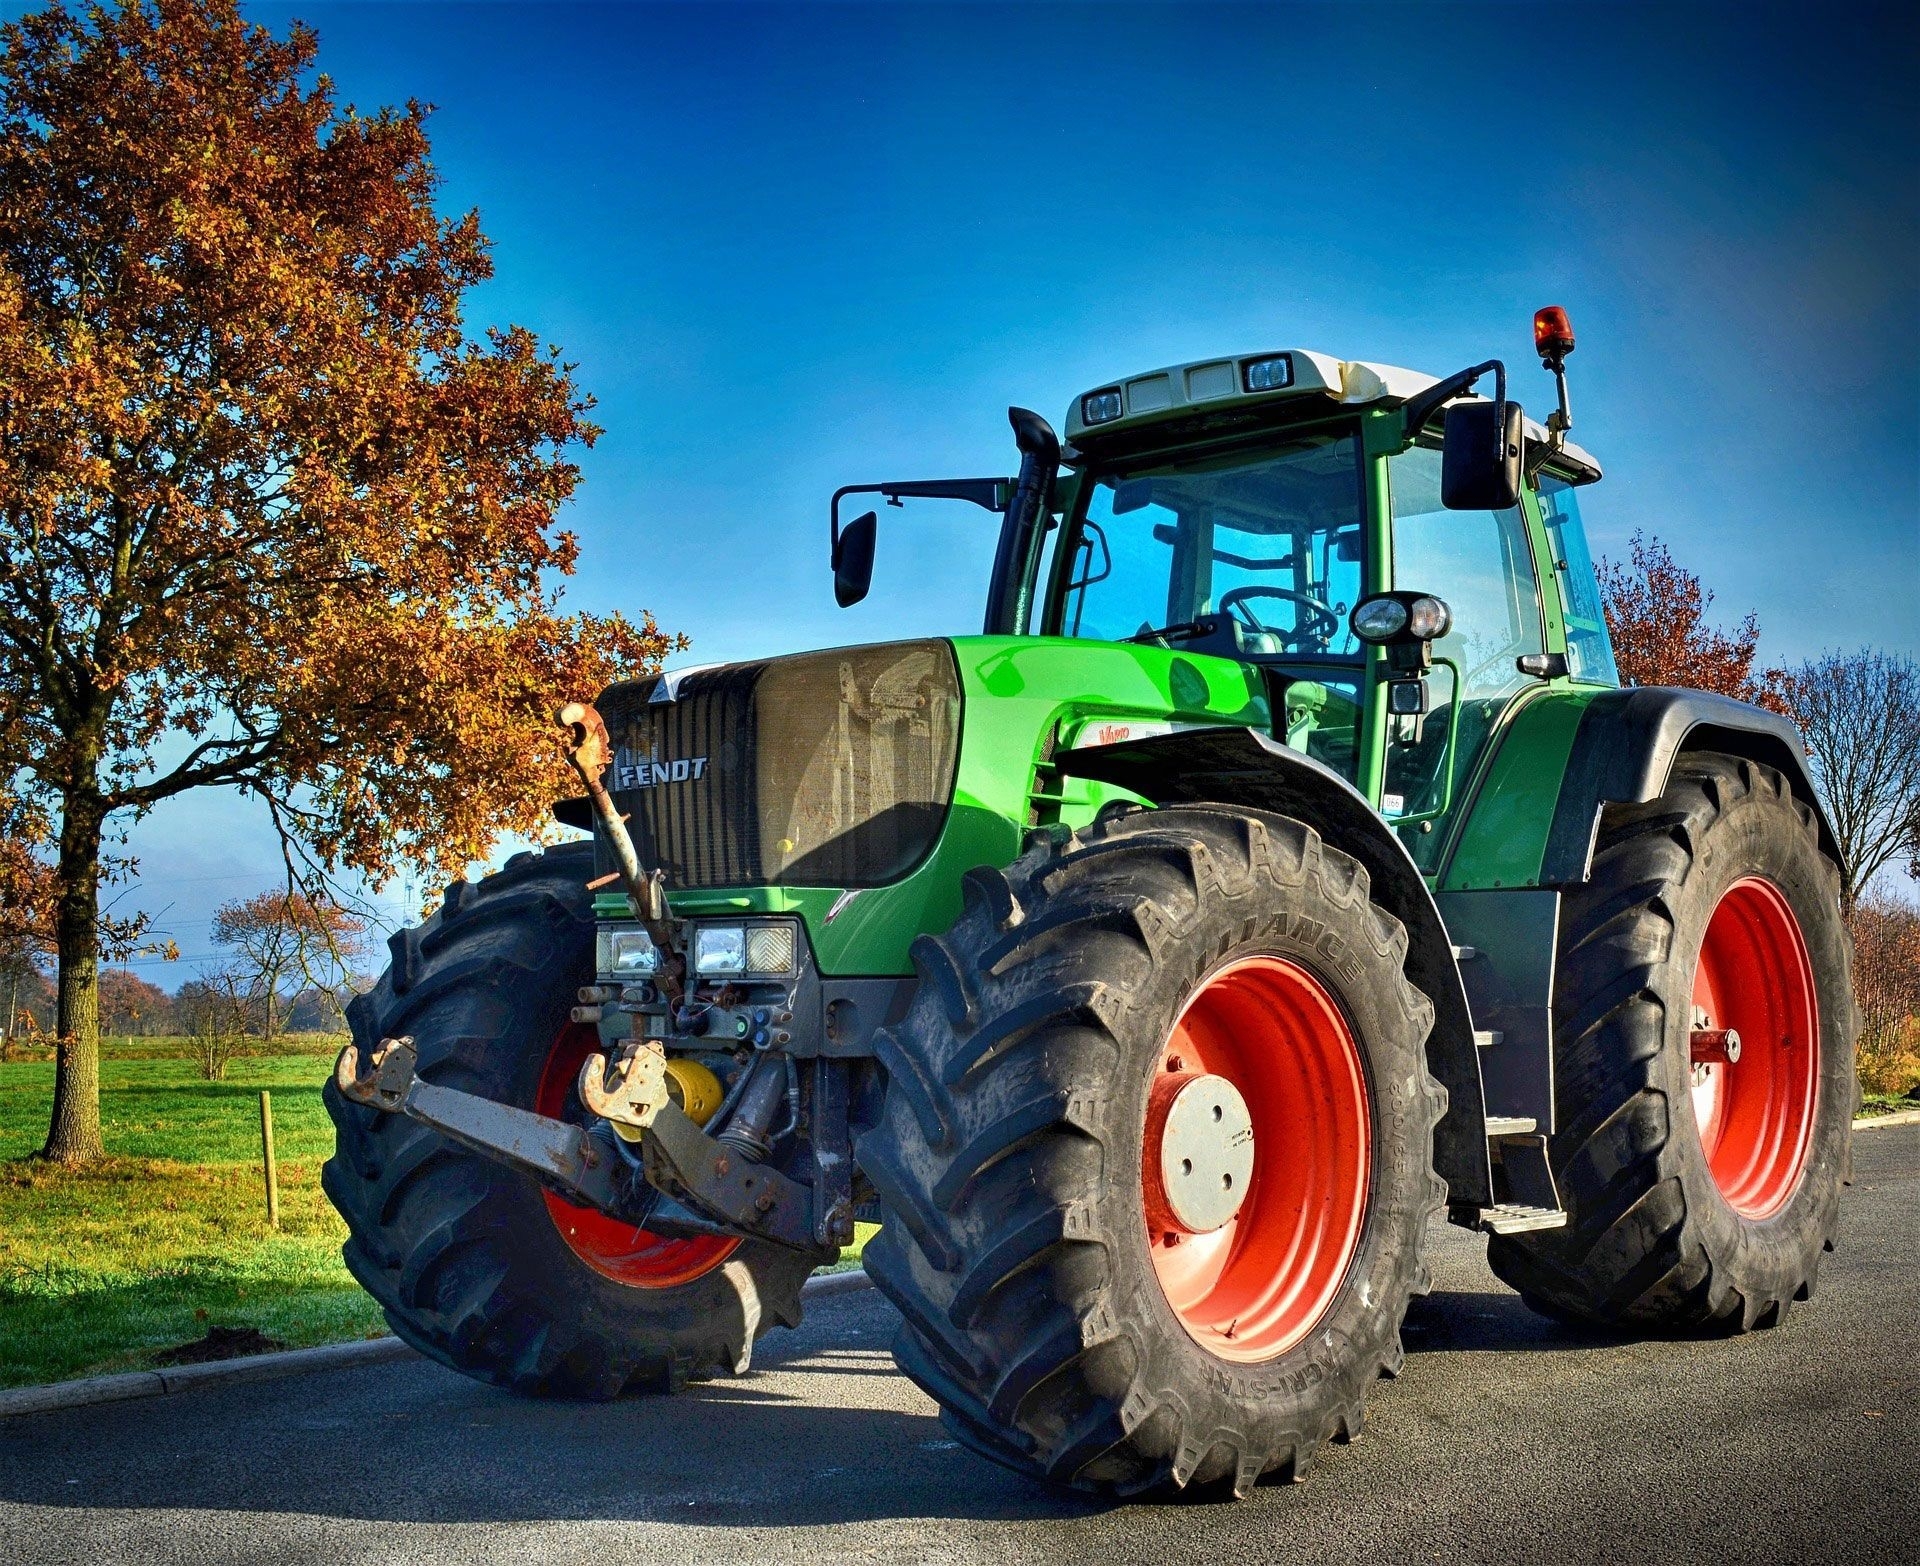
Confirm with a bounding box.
[151,1325,288,1365]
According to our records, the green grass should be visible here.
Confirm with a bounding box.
[0,1038,875,1390]
[0,1040,386,1389]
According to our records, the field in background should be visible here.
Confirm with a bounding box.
[0,1038,384,1388]
[0,1037,873,1390]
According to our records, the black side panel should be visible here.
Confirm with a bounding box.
[1434,888,1558,1132]
[1541,687,1840,886]
[1057,727,1494,1208]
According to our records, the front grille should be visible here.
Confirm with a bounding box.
[596,640,961,889]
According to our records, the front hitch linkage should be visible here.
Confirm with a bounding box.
[335,1036,819,1250]
[335,1036,649,1223]
[555,699,683,1002]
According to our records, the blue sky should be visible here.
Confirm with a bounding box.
[21,0,1917,971]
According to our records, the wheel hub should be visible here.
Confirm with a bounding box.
[1142,955,1372,1363]
[1688,877,1820,1220]
[1147,1072,1256,1234]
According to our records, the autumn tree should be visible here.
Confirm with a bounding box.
[211,888,365,1039]
[0,1,678,1160]
[1773,650,1920,911]
[1846,892,1920,1098]
[1597,532,1784,709]
[97,965,171,1038]
[174,962,255,1080]
[0,788,54,1059]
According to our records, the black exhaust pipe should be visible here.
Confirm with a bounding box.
[982,406,1061,636]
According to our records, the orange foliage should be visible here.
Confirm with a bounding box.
[0,2,680,1156]
[211,888,367,1038]
[1849,894,1920,1099]
[1596,533,1786,713]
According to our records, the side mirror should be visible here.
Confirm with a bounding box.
[1441,399,1524,510]
[832,510,877,607]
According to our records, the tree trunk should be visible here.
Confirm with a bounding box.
[42,796,106,1163]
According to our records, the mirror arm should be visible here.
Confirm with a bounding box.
[1399,358,1505,445]
[831,477,1010,555]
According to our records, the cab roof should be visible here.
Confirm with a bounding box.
[1066,349,1600,479]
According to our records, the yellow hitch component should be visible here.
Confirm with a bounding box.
[663,1056,725,1127]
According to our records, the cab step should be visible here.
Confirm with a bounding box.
[1479,1203,1568,1235]
[1484,1115,1536,1135]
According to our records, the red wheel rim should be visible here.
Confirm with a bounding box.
[1689,877,1820,1220]
[535,1023,738,1287]
[1143,956,1372,1362]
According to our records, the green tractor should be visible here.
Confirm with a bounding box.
[326,309,1855,1497]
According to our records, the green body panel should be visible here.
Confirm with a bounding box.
[609,636,1269,976]
[586,382,1619,975]
[1434,683,1600,891]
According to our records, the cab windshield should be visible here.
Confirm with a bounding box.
[1056,431,1364,661]
[1052,429,1367,779]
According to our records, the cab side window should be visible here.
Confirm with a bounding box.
[1383,445,1544,859]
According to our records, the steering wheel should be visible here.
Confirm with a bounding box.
[1217,584,1340,651]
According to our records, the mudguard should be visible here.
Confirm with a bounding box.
[1056,726,1495,1209]
[1540,687,1842,886]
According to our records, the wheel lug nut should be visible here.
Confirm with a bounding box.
[1690,1027,1742,1065]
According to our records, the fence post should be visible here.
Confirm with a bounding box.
[260,1089,280,1229]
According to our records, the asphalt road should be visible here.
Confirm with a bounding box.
[5,1124,1916,1566]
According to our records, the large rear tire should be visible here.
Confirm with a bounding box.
[857,806,1445,1496]
[321,844,828,1397]
[1486,754,1856,1331]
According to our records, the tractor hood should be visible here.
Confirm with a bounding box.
[569,636,1269,975]
[592,639,962,891]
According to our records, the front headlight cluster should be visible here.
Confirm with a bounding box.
[596,926,660,976]
[693,920,798,978]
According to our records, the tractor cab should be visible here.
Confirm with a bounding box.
[1038,336,1617,866]
[835,314,1620,870]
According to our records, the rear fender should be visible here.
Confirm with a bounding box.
[1056,727,1493,1208]
[1542,687,1843,885]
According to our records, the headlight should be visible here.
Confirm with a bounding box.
[1349,593,1453,645]
[693,924,746,975]
[1081,388,1123,425]
[1350,596,1410,642]
[1406,595,1453,640]
[1241,354,1294,392]
[692,921,797,977]
[597,927,659,975]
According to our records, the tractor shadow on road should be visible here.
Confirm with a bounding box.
[1400,1288,1628,1355]
[0,1335,1114,1530]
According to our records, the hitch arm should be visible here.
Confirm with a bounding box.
[336,1040,648,1221]
[642,1103,821,1252]
[556,699,683,1000]
[336,1039,826,1253]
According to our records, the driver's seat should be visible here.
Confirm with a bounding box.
[1234,626,1287,656]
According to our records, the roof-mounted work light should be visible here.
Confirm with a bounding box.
[1533,306,1575,373]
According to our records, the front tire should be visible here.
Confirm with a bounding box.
[857,807,1445,1496]
[322,844,827,1397]
[1487,754,1856,1331]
